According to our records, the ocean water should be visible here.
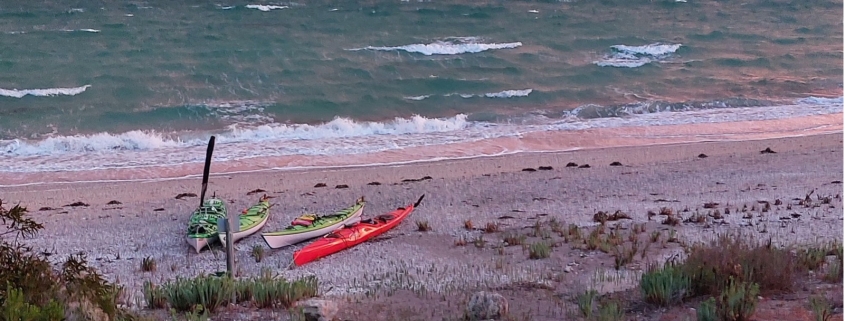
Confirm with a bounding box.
[0,0,842,185]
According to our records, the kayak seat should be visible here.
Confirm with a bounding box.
[291,214,318,227]
[291,218,313,227]
[375,214,394,222]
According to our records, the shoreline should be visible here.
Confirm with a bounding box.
[0,111,841,188]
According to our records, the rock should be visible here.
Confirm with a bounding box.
[297,299,338,321]
[564,266,573,273]
[465,291,508,320]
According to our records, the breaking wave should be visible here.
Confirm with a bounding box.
[1,114,470,156]
[350,37,522,55]
[405,89,532,100]
[594,43,682,68]
[0,85,91,98]
[245,4,289,11]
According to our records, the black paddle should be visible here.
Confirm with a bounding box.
[413,194,425,208]
[199,136,216,207]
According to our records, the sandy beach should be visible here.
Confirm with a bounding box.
[1,118,843,320]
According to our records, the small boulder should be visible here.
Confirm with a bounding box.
[465,291,508,320]
[297,299,339,321]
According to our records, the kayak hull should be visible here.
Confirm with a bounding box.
[219,213,269,247]
[293,196,420,266]
[261,199,365,249]
[186,237,210,254]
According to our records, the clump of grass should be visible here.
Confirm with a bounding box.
[824,258,842,283]
[502,232,526,246]
[639,260,690,306]
[649,231,661,243]
[415,220,431,232]
[681,233,796,296]
[697,297,718,321]
[576,289,598,319]
[714,278,759,321]
[159,274,235,313]
[463,219,474,230]
[483,222,499,233]
[613,240,639,270]
[809,295,835,321]
[564,224,582,242]
[245,274,318,309]
[141,256,156,272]
[528,241,551,260]
[824,241,843,283]
[798,246,828,271]
[143,280,167,309]
[531,220,550,239]
[251,244,265,263]
[595,300,625,321]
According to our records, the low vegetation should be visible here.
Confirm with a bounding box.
[0,200,138,320]
[0,198,320,321]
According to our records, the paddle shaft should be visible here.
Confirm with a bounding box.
[199,136,216,207]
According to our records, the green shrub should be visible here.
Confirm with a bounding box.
[1,285,64,321]
[0,200,140,321]
[640,260,690,306]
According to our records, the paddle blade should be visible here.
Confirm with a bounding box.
[413,194,425,208]
[199,136,216,206]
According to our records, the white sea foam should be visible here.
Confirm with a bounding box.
[0,85,91,98]
[202,100,275,125]
[409,89,533,100]
[795,96,843,105]
[246,4,289,11]
[1,114,471,157]
[484,89,532,98]
[351,37,522,56]
[594,43,682,68]
[79,29,100,33]
[68,8,85,13]
[125,14,134,17]
[0,96,840,176]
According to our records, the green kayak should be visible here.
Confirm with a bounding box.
[186,198,227,253]
[219,195,271,247]
[261,197,365,249]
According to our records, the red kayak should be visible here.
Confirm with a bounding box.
[293,195,425,266]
